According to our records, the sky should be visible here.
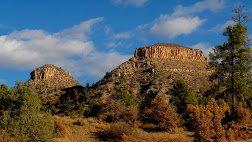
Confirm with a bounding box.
[0,0,251,86]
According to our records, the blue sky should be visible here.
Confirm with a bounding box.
[0,0,251,86]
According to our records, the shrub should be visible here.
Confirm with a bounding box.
[141,92,181,132]
[98,89,139,123]
[85,98,103,117]
[188,99,252,141]
[169,80,198,113]
[223,103,252,140]
[95,122,133,141]
[188,99,229,142]
[57,85,87,116]
[0,129,13,142]
[53,117,67,138]
[112,89,139,106]
[169,80,198,131]
[99,99,139,124]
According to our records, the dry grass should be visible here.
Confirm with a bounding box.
[53,116,193,142]
[53,116,108,142]
[0,129,14,142]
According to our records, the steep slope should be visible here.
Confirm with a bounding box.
[91,43,212,99]
[28,64,79,103]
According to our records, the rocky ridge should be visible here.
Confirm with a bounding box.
[28,64,79,103]
[28,43,212,103]
[91,43,212,99]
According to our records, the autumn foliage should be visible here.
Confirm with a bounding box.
[188,99,252,141]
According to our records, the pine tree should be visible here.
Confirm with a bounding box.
[209,5,252,104]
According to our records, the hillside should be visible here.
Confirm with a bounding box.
[91,43,212,99]
[21,43,252,142]
[28,64,79,104]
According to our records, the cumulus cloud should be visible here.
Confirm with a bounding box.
[150,15,204,38]
[209,20,235,32]
[0,17,130,82]
[111,0,148,7]
[147,0,225,38]
[172,0,225,17]
[138,0,226,38]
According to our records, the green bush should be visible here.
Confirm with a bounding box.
[169,80,198,109]
[112,89,139,106]
[0,83,55,141]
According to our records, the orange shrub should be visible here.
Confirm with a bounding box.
[95,122,132,141]
[53,117,67,138]
[188,99,229,141]
[188,99,252,141]
[0,129,13,142]
[99,99,139,124]
[141,94,182,131]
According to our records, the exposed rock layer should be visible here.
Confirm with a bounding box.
[92,43,212,99]
[134,43,207,61]
[28,64,78,103]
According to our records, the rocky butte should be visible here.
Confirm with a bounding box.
[92,43,212,99]
[28,43,212,102]
[28,64,79,103]
[134,44,207,61]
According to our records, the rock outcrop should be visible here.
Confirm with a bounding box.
[134,43,207,61]
[28,64,79,103]
[92,43,212,99]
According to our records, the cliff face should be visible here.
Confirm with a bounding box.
[28,64,79,103]
[134,44,207,62]
[92,43,212,99]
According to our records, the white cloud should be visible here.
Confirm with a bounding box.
[191,42,213,58]
[78,52,130,77]
[113,32,131,39]
[150,15,204,38]
[172,0,225,17]
[111,0,148,7]
[209,20,235,32]
[143,0,225,38]
[55,17,104,41]
[0,29,93,69]
[0,17,130,82]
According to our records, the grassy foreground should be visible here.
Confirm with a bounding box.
[53,116,194,142]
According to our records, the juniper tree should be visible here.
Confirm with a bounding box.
[209,5,252,104]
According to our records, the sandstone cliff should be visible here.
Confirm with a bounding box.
[28,64,79,103]
[134,43,207,61]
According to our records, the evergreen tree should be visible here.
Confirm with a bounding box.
[209,5,252,104]
[169,80,197,114]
